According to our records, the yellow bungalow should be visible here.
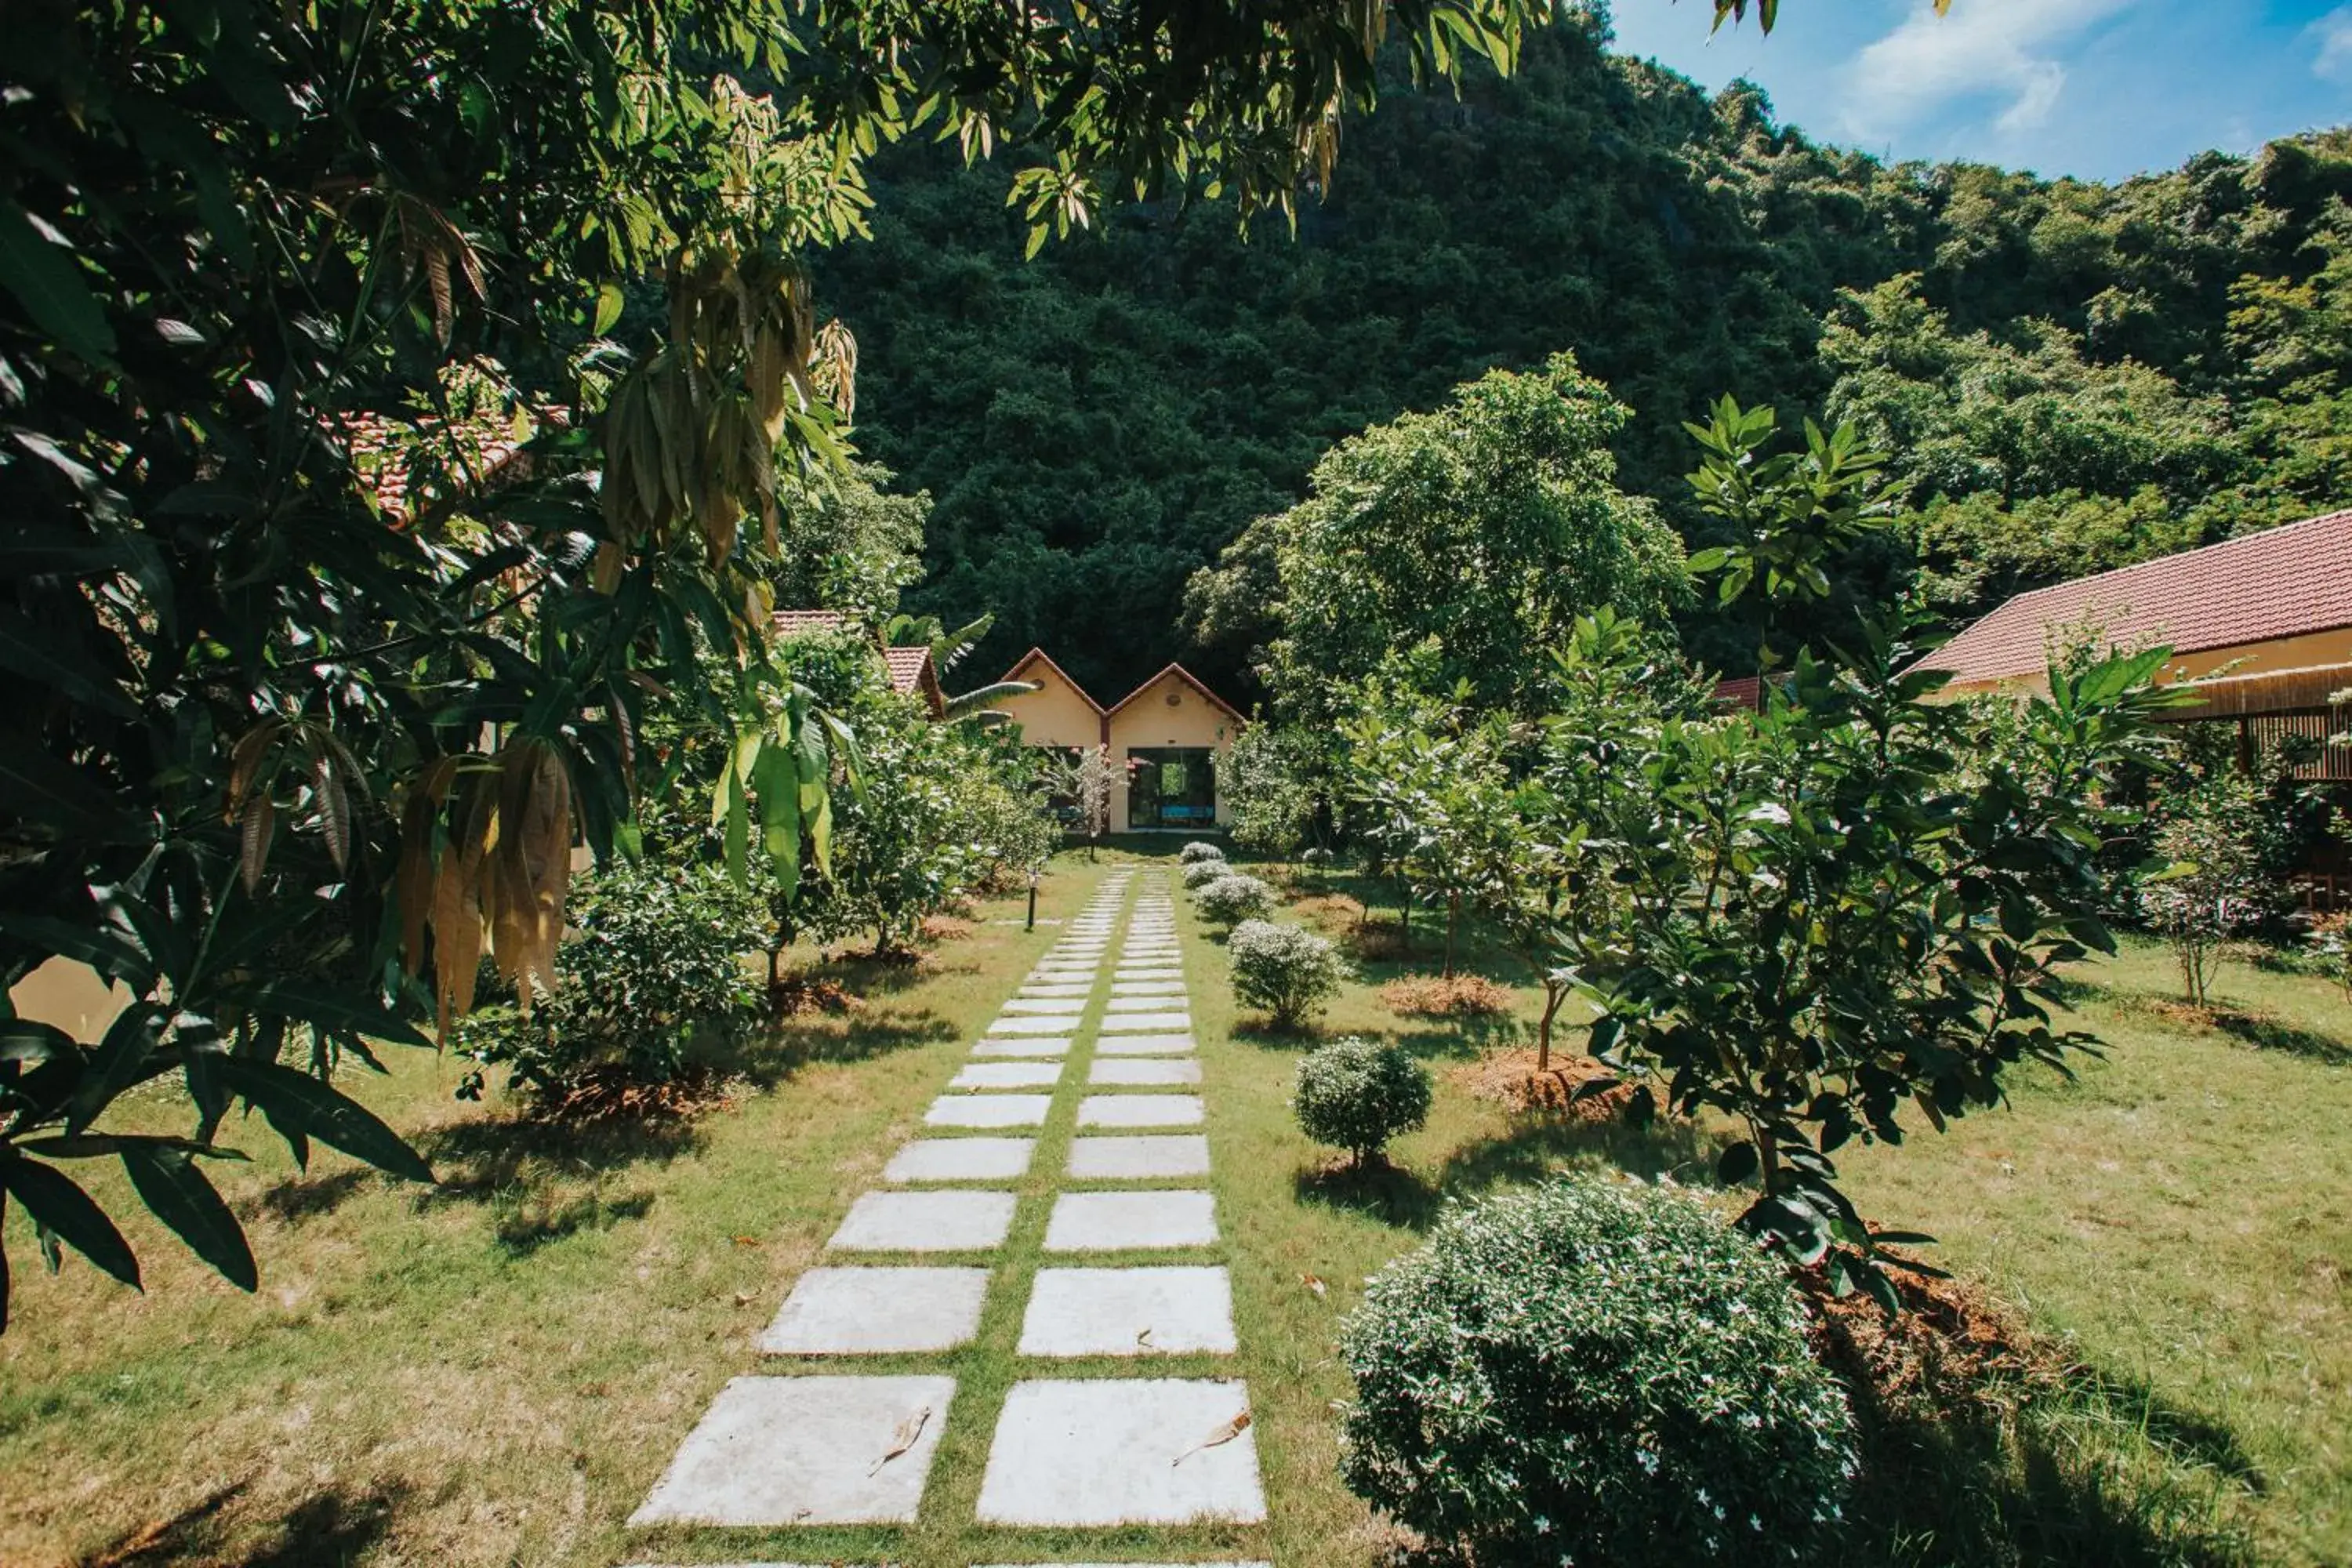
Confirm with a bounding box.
[993,649,1247,831]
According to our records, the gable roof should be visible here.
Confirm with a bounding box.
[1922,509,2352,686]
[1104,661,1247,724]
[772,609,942,714]
[1001,647,1105,713]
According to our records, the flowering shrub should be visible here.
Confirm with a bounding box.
[1229,919,1347,1029]
[1292,1036,1429,1164]
[1179,840,1229,865]
[1193,871,1276,925]
[1181,858,1232,889]
[1338,1180,1856,1566]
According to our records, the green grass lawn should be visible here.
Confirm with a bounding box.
[3,848,2347,1567]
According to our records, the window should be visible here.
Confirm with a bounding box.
[1127,746,1215,829]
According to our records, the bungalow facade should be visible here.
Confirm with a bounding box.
[993,649,1247,831]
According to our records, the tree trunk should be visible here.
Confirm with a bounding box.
[1444,894,1459,980]
[1536,980,1567,1073]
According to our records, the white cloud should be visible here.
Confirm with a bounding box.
[2308,5,2352,82]
[1843,0,2129,142]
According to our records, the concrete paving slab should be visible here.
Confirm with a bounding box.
[974,1377,1264,1525]
[989,1016,1079,1036]
[760,1267,989,1354]
[1105,995,1192,1013]
[1077,1094,1204,1128]
[1090,1058,1202,1087]
[1018,982,1096,998]
[1044,1189,1218,1250]
[1098,1011,1193,1033]
[971,1036,1071,1058]
[950,1061,1065,1090]
[1068,1134,1212,1180]
[629,1374,956,1525]
[884,1138,1035,1183]
[924,1094,1052,1127]
[831,1189,1016,1250]
[1018,1266,1236,1356]
[1109,981,1188,996]
[1000,997,1087,1016]
[1095,1033,1194,1056]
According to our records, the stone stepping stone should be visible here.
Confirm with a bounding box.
[630,1374,956,1526]
[1098,1011,1192,1033]
[831,1189,1016,1251]
[1069,1134,1211,1180]
[1000,997,1087,1016]
[1110,981,1187,996]
[1114,967,1182,981]
[1018,1265,1236,1356]
[1019,982,1095,998]
[971,1036,1071,1058]
[760,1266,988,1354]
[926,1094,1052,1127]
[1105,994,1189,1013]
[990,1016,1076,1036]
[885,1137,1035,1183]
[951,1061,1064,1090]
[1078,1094,1203,1128]
[1096,1033,1194,1056]
[1029,967,1099,981]
[1044,1190,1218,1250]
[974,1377,1265,1525]
[1091,1058,1202,1087]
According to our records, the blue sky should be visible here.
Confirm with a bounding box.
[1603,0,2352,181]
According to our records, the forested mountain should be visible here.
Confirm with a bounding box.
[816,5,2352,699]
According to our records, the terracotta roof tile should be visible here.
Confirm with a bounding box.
[1922,509,2352,685]
[773,609,852,639]
[882,644,931,695]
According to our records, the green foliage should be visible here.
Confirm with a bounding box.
[1193,872,1276,926]
[1178,841,1230,866]
[1227,920,1348,1030]
[453,861,764,1094]
[1222,724,1323,859]
[1291,1036,1430,1164]
[1572,608,2184,1301]
[1225,352,1687,726]
[762,464,931,618]
[1337,1180,1857,1566]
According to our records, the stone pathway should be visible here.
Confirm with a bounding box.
[625,866,1271,1568]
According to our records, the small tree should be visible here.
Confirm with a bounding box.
[1294,1036,1432,1167]
[1223,723,1321,860]
[1058,744,1117,858]
[1229,920,1348,1029]
[1196,872,1276,926]
[2143,765,2276,1004]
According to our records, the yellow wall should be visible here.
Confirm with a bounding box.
[11,956,130,1044]
[1106,670,1240,829]
[996,659,1104,750]
[1944,627,2352,700]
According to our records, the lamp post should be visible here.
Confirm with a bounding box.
[1026,866,1040,931]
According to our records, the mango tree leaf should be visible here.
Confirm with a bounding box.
[0,198,116,363]
[0,1154,140,1289]
[64,1002,162,1134]
[248,981,434,1050]
[121,1144,257,1291]
[209,1058,434,1183]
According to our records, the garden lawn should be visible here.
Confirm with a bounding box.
[5,846,2347,1568]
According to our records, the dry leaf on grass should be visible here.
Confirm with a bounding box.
[1301,1273,1327,1298]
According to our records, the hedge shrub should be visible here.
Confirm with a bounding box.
[1193,871,1275,925]
[1181,858,1232,889]
[1179,840,1229,865]
[1229,919,1346,1029]
[1292,1035,1429,1163]
[1338,1180,1857,1567]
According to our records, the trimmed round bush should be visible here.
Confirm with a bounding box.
[1178,840,1229,866]
[1338,1180,1857,1567]
[1181,858,1231,890]
[1292,1035,1429,1164]
[1193,871,1275,925]
[1229,919,1348,1029]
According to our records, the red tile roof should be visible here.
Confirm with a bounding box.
[773,611,942,713]
[773,608,853,640]
[332,406,559,524]
[1922,509,2352,686]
